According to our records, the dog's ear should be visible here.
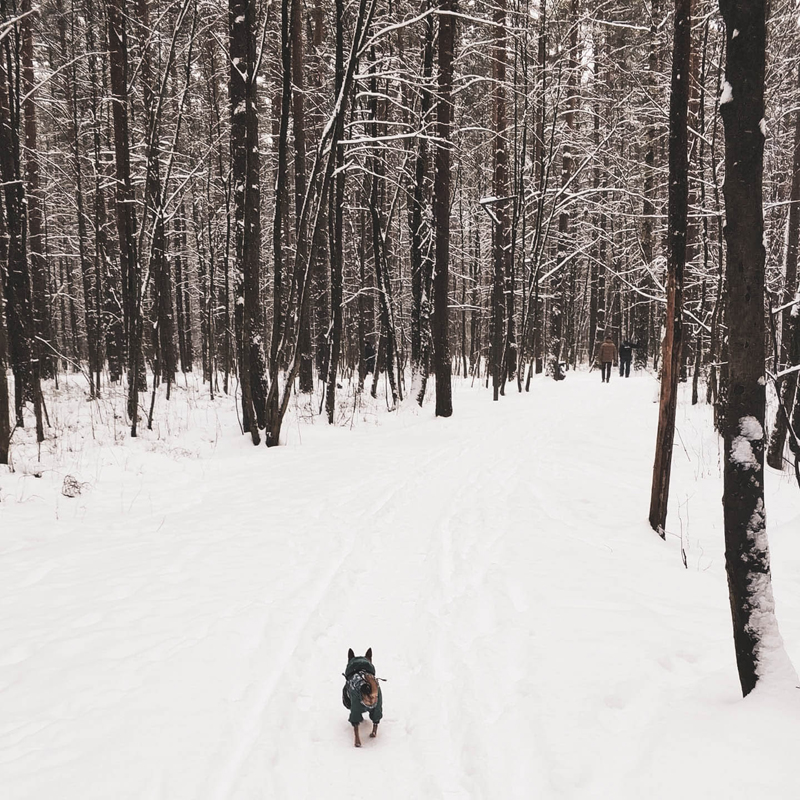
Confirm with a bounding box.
[348,648,355,661]
[365,647,372,662]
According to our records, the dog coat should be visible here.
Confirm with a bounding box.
[342,655,383,727]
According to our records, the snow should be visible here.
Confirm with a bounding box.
[730,415,763,470]
[740,416,764,441]
[1,372,800,799]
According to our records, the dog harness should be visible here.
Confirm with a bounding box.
[346,671,377,709]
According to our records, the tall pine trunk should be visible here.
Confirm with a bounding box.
[0,15,43,440]
[107,0,144,434]
[649,0,691,535]
[432,0,454,418]
[291,0,314,394]
[230,0,267,444]
[325,0,345,423]
[491,0,510,401]
[719,0,796,695]
[0,223,10,463]
[410,4,434,405]
[21,0,53,379]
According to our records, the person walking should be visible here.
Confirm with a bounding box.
[596,334,616,383]
[619,339,635,377]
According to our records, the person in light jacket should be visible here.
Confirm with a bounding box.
[596,335,616,383]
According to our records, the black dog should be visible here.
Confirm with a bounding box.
[342,648,383,747]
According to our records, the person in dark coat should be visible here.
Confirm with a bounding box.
[596,335,616,383]
[619,340,635,377]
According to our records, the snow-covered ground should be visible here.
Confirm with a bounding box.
[1,370,799,799]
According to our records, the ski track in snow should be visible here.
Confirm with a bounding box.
[2,373,800,799]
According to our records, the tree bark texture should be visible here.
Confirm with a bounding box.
[410,3,434,405]
[230,0,267,443]
[325,0,345,424]
[649,0,691,535]
[433,0,455,417]
[291,0,314,394]
[0,18,41,435]
[21,0,53,379]
[719,0,793,697]
[491,0,510,401]
[106,0,144,432]
[0,221,10,463]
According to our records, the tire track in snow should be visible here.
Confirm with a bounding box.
[411,411,552,797]
[208,446,446,799]
[208,525,361,800]
[220,436,490,798]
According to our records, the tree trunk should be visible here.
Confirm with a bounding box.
[368,50,399,408]
[410,3,434,405]
[0,19,42,439]
[264,0,377,445]
[491,0,511,401]
[432,0,454,418]
[106,0,144,434]
[550,0,578,381]
[639,0,662,369]
[230,0,268,444]
[84,0,114,390]
[61,0,99,397]
[649,0,691,535]
[325,0,345,423]
[21,0,53,379]
[719,0,795,696]
[271,0,292,376]
[291,0,314,394]
[766,60,800,470]
[0,217,10,463]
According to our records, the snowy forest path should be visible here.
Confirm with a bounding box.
[196,375,707,798]
[3,374,800,800]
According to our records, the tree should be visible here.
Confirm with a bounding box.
[718,0,796,696]
[230,0,268,444]
[409,2,435,406]
[649,0,692,536]
[324,0,346,424]
[291,0,314,394]
[0,223,9,464]
[490,0,511,401]
[21,0,52,379]
[432,0,455,418]
[106,0,144,434]
[0,1,44,442]
[766,59,800,470]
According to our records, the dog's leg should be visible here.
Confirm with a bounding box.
[370,723,378,739]
[353,725,362,748]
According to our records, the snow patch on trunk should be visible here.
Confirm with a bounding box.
[730,416,763,469]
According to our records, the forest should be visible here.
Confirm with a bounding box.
[3,1,800,794]
[1,0,800,716]
[1,0,796,443]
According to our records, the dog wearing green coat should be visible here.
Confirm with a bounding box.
[342,648,382,747]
